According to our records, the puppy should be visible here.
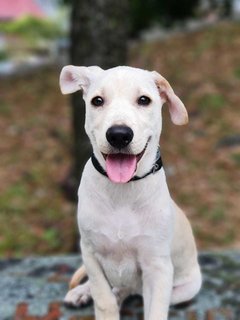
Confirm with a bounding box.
[59,66,201,320]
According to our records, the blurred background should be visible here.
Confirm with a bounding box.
[0,0,240,258]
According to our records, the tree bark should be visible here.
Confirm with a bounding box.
[64,0,129,200]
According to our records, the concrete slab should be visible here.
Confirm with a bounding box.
[0,251,239,319]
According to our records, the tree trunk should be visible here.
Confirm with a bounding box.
[63,0,129,201]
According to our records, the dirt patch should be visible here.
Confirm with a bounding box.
[0,21,240,256]
[0,68,77,256]
[129,21,240,249]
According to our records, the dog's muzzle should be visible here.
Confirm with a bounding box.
[92,145,162,183]
[104,125,139,183]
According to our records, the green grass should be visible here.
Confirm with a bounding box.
[0,16,63,40]
[234,66,240,79]
[231,153,240,166]
[194,226,236,246]
[0,100,11,116]
[0,50,8,61]
[194,32,216,57]
[0,181,75,256]
[41,228,62,250]
[198,93,226,111]
[197,204,226,223]
[0,183,29,213]
[208,207,226,223]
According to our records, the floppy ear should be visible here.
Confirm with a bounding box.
[151,71,188,125]
[59,65,103,94]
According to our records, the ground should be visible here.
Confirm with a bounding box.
[0,21,240,256]
[1,252,240,319]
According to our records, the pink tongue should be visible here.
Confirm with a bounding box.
[106,154,137,183]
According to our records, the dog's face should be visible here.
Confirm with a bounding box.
[60,66,188,183]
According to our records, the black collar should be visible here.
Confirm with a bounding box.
[91,147,163,182]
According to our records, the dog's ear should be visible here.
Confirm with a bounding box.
[151,71,188,125]
[59,65,103,94]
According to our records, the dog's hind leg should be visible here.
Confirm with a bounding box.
[170,267,202,305]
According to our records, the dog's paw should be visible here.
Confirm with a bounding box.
[64,282,91,308]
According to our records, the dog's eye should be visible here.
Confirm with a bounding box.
[137,96,151,106]
[91,96,104,107]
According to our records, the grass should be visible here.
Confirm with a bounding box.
[1,21,240,256]
[207,207,226,223]
[0,180,77,256]
[198,93,226,111]
[231,153,240,166]
[233,66,240,79]
[129,21,240,250]
[0,99,11,116]
[0,50,8,61]
[0,68,78,257]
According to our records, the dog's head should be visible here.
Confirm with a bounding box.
[60,66,188,183]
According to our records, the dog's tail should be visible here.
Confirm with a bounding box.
[69,265,87,289]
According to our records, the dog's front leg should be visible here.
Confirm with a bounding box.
[81,240,119,320]
[142,256,173,320]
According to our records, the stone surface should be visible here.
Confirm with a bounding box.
[0,251,240,319]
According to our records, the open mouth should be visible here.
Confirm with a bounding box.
[102,140,149,183]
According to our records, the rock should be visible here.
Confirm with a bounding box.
[0,252,239,319]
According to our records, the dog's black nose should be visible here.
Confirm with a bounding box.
[106,125,134,149]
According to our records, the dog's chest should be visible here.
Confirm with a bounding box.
[91,209,144,289]
[85,205,147,250]
[81,205,164,290]
[78,167,172,289]
[79,183,171,259]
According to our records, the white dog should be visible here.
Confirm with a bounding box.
[59,66,202,320]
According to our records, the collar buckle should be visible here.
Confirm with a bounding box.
[152,163,159,174]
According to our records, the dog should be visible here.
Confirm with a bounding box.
[59,65,202,320]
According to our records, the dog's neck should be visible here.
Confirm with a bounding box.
[91,147,163,183]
